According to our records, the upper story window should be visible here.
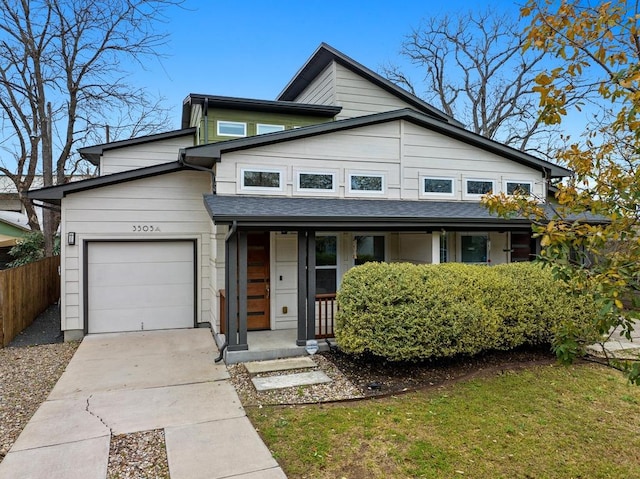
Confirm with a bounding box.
[423,177,455,196]
[241,168,282,190]
[349,173,384,194]
[465,179,494,196]
[256,123,285,135]
[217,121,246,137]
[505,181,533,195]
[297,172,335,192]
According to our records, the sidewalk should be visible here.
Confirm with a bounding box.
[0,329,286,479]
[587,325,640,360]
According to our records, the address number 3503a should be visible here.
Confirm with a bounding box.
[132,224,161,232]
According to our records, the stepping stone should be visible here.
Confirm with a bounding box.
[244,357,316,375]
[252,371,332,391]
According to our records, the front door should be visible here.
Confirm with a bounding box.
[247,232,270,330]
[510,232,533,262]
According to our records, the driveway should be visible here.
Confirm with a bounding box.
[0,329,286,479]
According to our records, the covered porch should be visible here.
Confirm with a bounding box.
[204,195,536,364]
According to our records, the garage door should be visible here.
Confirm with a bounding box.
[87,241,195,333]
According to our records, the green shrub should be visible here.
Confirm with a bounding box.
[335,262,598,361]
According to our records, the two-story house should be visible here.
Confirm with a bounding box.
[29,43,571,363]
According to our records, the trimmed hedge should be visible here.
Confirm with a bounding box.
[335,262,597,361]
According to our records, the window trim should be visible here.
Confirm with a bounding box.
[217,120,247,137]
[296,171,336,193]
[352,233,387,266]
[240,167,284,191]
[504,180,534,196]
[256,123,285,135]
[347,172,385,195]
[464,178,495,198]
[421,176,456,197]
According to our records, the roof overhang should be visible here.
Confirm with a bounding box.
[181,94,341,129]
[78,128,197,165]
[28,161,199,205]
[203,195,534,231]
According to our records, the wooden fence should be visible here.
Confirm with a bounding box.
[0,256,60,347]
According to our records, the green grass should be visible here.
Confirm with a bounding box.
[247,363,640,479]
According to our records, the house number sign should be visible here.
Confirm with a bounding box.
[132,224,161,232]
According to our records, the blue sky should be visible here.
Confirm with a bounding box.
[138,0,524,128]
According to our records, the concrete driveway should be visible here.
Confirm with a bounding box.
[0,329,286,479]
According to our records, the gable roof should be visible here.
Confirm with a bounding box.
[182,108,571,178]
[181,94,341,129]
[277,43,462,126]
[78,128,197,166]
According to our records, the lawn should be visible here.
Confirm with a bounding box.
[247,363,640,479]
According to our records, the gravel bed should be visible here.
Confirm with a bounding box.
[228,353,364,406]
[0,341,79,461]
[107,429,169,479]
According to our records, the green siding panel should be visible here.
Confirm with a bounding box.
[199,108,334,144]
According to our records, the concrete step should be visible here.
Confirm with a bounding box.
[252,371,332,392]
[244,357,316,375]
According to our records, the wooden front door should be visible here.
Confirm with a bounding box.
[247,232,270,330]
[510,232,533,262]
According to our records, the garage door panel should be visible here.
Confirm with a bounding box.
[87,241,195,334]
[89,306,193,333]
[88,262,194,287]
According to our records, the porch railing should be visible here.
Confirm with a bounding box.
[315,293,336,339]
[219,289,337,339]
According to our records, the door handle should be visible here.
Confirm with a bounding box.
[266,284,270,298]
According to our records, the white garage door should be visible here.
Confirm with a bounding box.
[87,241,195,333]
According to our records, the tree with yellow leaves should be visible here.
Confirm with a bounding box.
[483,0,640,383]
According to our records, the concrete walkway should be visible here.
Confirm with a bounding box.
[587,325,640,360]
[0,329,286,479]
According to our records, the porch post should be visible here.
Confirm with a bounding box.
[431,232,441,264]
[237,231,248,348]
[297,231,308,346]
[226,230,238,349]
[306,231,316,341]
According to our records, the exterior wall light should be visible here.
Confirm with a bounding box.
[67,232,76,246]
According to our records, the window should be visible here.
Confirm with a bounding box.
[460,234,488,263]
[354,235,385,265]
[423,177,454,195]
[242,169,282,189]
[316,235,337,294]
[256,123,285,135]
[466,179,494,196]
[505,181,532,195]
[349,174,384,193]
[298,172,335,191]
[217,121,246,137]
[440,233,448,263]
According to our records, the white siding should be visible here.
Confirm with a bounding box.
[334,63,416,119]
[100,135,195,175]
[272,233,298,330]
[215,120,544,201]
[294,63,336,106]
[60,171,212,334]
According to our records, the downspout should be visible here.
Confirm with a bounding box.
[178,150,217,194]
[215,220,238,362]
[203,97,209,144]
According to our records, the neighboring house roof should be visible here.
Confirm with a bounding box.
[203,195,532,230]
[181,94,341,129]
[28,161,195,205]
[183,108,572,178]
[277,42,462,127]
[0,211,31,247]
[78,128,197,165]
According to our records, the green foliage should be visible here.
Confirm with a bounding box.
[335,262,597,362]
[8,231,59,268]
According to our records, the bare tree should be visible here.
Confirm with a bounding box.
[383,8,580,157]
[0,0,179,255]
